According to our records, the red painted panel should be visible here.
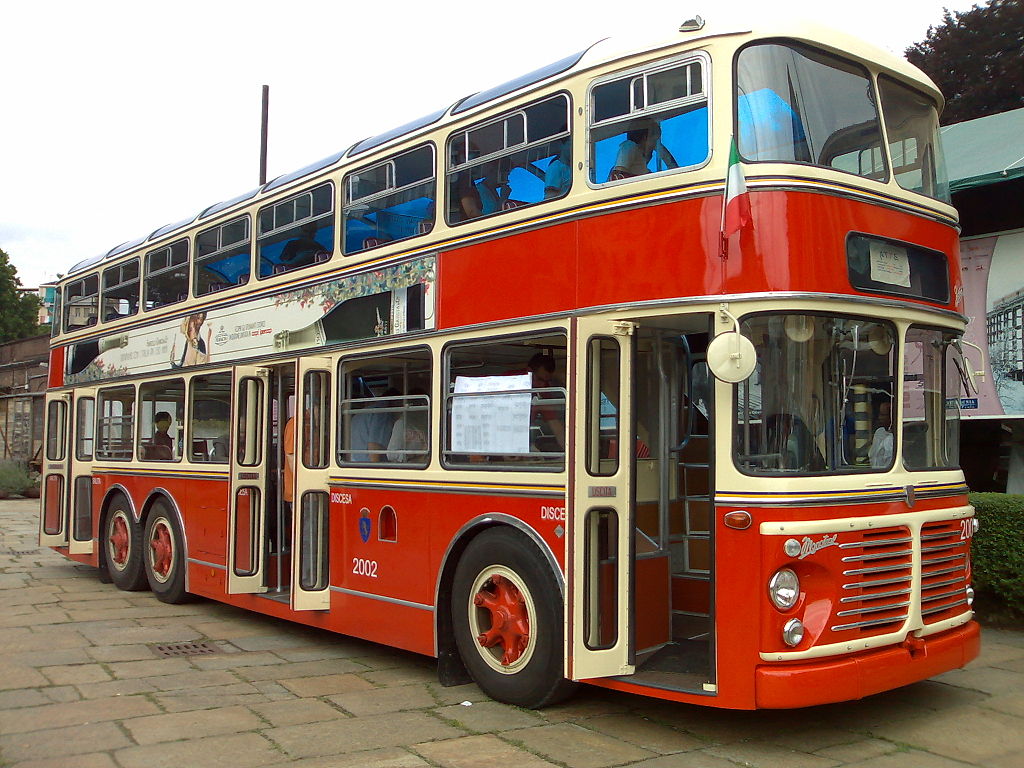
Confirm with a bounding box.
[437,190,960,331]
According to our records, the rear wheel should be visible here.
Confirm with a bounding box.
[103,498,147,591]
[143,504,189,603]
[452,527,576,708]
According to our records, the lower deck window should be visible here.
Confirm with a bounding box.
[444,333,567,470]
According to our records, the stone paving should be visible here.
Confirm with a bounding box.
[1,497,1022,768]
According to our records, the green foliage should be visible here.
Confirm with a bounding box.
[0,459,39,495]
[0,247,41,343]
[969,492,1024,618]
[905,0,1024,125]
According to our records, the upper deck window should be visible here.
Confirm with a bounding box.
[736,43,886,181]
[101,259,139,322]
[195,216,251,296]
[257,183,334,278]
[343,144,435,254]
[145,240,189,311]
[589,57,709,184]
[64,273,98,331]
[446,93,571,225]
[878,76,950,202]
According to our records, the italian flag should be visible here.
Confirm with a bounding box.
[723,137,751,237]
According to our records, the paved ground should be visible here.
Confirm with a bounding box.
[1,498,1022,768]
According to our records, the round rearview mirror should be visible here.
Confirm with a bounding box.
[707,332,757,383]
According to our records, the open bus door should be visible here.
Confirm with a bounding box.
[40,392,71,548]
[227,366,271,594]
[569,318,636,680]
[68,387,98,555]
[291,357,332,610]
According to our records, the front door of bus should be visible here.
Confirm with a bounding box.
[569,318,635,679]
[68,387,98,555]
[40,392,71,548]
[227,366,271,594]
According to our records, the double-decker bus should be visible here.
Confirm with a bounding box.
[40,17,980,710]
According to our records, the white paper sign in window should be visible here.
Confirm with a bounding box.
[869,241,911,287]
[452,374,532,454]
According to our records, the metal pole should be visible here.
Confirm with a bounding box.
[260,85,270,186]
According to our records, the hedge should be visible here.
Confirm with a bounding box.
[968,492,1024,619]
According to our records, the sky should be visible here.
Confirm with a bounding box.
[0,0,979,288]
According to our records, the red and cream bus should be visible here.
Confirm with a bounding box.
[41,17,980,710]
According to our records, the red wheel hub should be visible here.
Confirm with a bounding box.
[149,521,173,577]
[109,516,129,565]
[474,574,530,666]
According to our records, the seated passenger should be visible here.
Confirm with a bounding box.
[544,141,572,199]
[281,223,329,268]
[609,121,678,181]
[868,399,894,469]
[386,388,429,463]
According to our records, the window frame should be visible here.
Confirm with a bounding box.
[194,215,252,297]
[187,370,232,464]
[445,92,573,226]
[100,259,140,323]
[732,39,889,182]
[337,345,433,469]
[137,377,185,463]
[144,238,190,312]
[441,329,569,472]
[63,273,99,332]
[256,181,335,280]
[342,143,436,255]
[96,384,136,461]
[587,52,712,189]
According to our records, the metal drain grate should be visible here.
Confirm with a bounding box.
[152,642,219,657]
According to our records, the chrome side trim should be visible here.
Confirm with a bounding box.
[187,557,226,570]
[329,585,434,612]
[101,483,139,522]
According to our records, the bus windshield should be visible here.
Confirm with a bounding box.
[736,42,886,181]
[878,76,950,202]
[735,314,897,475]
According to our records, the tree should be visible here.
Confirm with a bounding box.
[0,248,43,342]
[905,0,1024,125]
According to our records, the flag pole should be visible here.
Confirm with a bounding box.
[719,134,732,260]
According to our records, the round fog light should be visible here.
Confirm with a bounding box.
[783,618,805,647]
[768,568,800,610]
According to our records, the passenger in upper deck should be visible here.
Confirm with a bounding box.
[544,141,572,199]
[609,120,678,181]
[281,223,330,268]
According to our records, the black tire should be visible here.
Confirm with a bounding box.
[103,497,148,591]
[143,503,190,603]
[452,527,576,708]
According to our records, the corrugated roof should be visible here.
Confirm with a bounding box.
[942,107,1024,193]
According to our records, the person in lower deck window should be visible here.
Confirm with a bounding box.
[609,121,678,180]
[528,353,565,452]
[868,397,894,469]
[350,388,399,462]
[386,388,429,463]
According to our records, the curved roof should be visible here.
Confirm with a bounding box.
[63,19,942,280]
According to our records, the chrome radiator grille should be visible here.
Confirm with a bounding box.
[831,520,971,639]
[835,527,913,633]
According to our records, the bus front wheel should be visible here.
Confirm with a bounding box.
[143,503,189,603]
[103,499,147,591]
[452,527,575,709]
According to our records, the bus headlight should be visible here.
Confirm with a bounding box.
[768,568,800,610]
[783,618,805,647]
[966,586,975,606]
